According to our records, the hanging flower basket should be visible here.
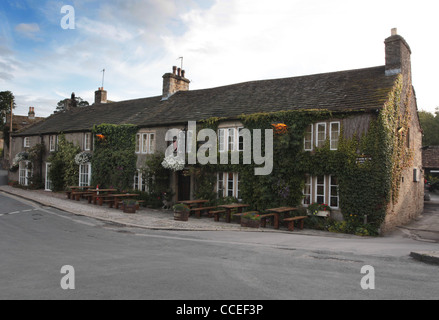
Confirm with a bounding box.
[74,152,92,165]
[10,152,29,171]
[161,155,185,172]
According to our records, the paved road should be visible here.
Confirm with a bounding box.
[0,192,438,301]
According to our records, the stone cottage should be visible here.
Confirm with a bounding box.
[9,29,423,233]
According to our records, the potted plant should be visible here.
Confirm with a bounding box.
[240,212,261,228]
[307,203,332,217]
[123,200,138,214]
[173,203,190,221]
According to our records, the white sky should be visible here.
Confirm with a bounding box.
[2,0,439,117]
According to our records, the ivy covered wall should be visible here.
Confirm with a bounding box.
[91,124,138,190]
[192,74,414,235]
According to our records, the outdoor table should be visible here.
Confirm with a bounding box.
[89,189,118,204]
[265,207,299,229]
[109,194,140,209]
[66,186,92,199]
[218,203,250,223]
[177,200,209,208]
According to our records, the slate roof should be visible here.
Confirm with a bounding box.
[423,146,439,169]
[15,65,398,137]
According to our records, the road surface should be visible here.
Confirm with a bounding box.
[0,191,438,301]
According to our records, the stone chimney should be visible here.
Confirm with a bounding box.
[64,93,76,111]
[385,28,412,78]
[162,66,190,100]
[95,87,108,104]
[28,107,35,119]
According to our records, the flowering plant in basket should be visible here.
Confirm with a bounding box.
[308,203,332,215]
[242,212,261,221]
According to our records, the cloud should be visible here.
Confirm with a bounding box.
[14,23,41,40]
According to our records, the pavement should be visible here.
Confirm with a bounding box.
[1,185,438,265]
[0,170,7,186]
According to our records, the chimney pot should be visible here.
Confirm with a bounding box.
[391,28,397,36]
[28,107,35,119]
[173,66,177,75]
[177,68,181,77]
[181,70,186,78]
[95,87,108,104]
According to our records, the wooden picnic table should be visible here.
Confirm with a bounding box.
[66,186,93,199]
[218,203,250,223]
[177,199,209,208]
[264,207,299,230]
[88,189,118,204]
[108,194,139,209]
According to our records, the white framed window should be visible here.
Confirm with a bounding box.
[79,163,92,187]
[330,122,340,150]
[148,133,155,154]
[303,174,312,205]
[142,134,148,154]
[227,172,235,197]
[329,175,339,209]
[303,175,340,209]
[84,133,91,151]
[49,135,58,152]
[133,170,149,192]
[218,129,226,152]
[314,175,326,205]
[135,134,141,153]
[218,127,244,152]
[19,161,33,186]
[217,173,224,198]
[137,133,156,154]
[134,171,140,190]
[238,127,244,152]
[316,123,327,148]
[45,163,52,191]
[304,124,313,151]
[23,137,30,148]
[217,172,240,200]
[228,128,235,152]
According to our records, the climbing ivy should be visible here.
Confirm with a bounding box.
[47,134,81,191]
[91,124,138,190]
[192,74,413,235]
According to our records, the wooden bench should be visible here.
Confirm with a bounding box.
[190,206,217,218]
[71,192,93,201]
[115,199,145,210]
[259,213,279,229]
[283,216,307,231]
[210,210,227,221]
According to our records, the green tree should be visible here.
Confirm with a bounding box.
[419,108,439,146]
[55,93,89,113]
[0,91,16,131]
[47,135,81,191]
